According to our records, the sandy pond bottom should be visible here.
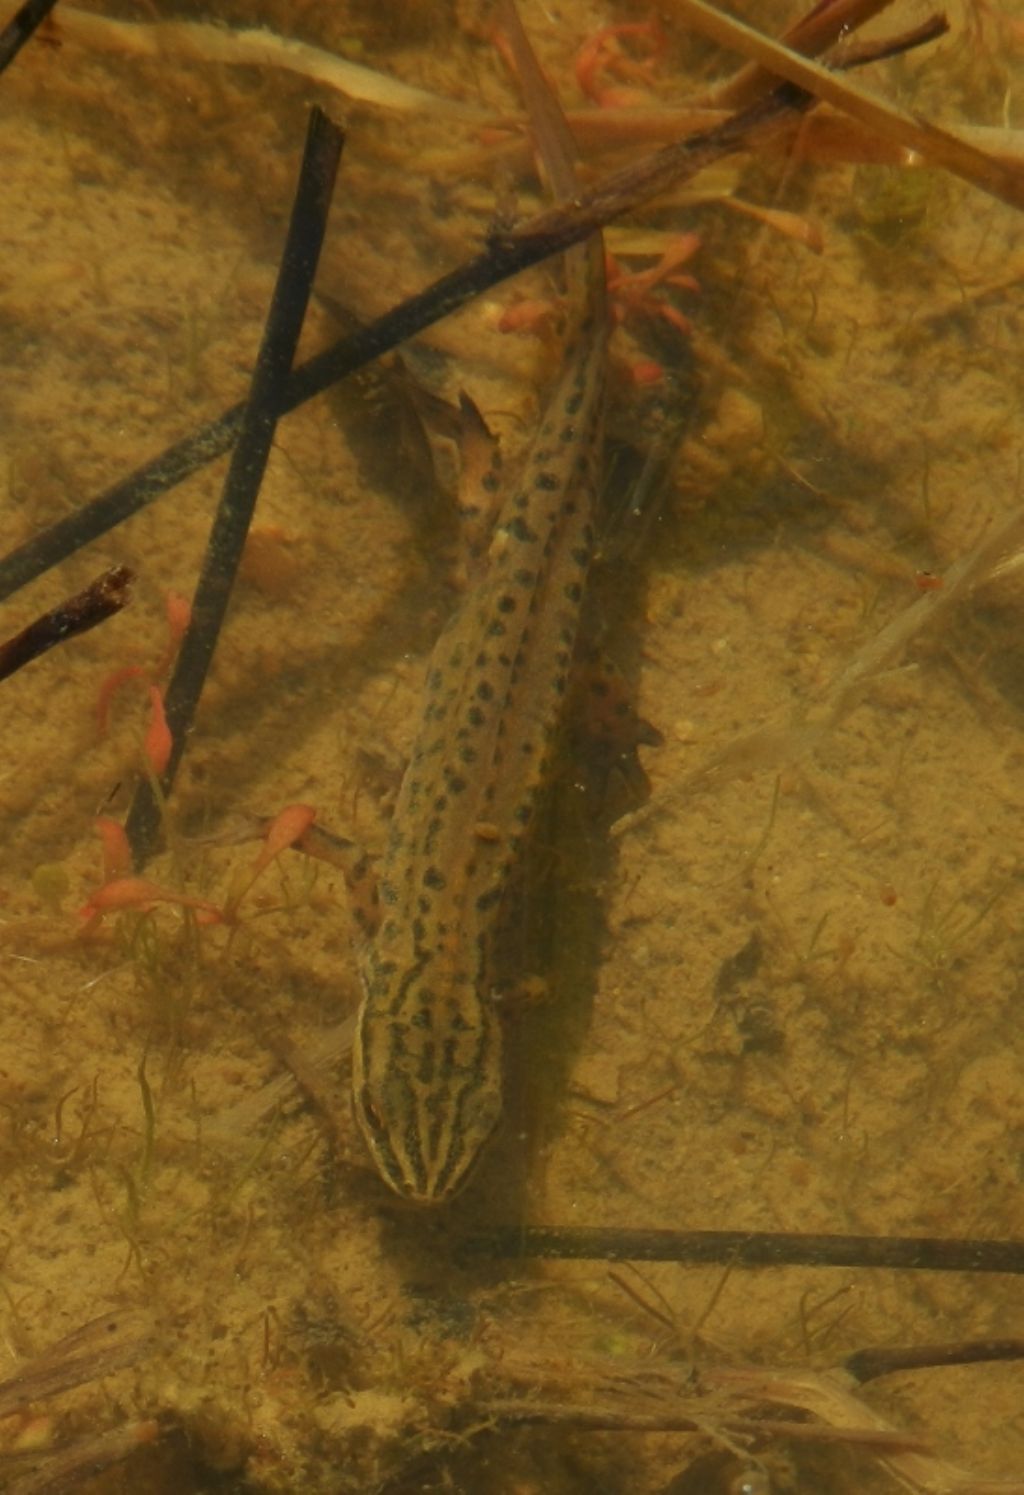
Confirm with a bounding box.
[0,1,1022,1491]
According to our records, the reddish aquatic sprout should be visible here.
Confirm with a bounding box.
[94,816,133,882]
[143,686,172,777]
[80,805,316,935]
[499,233,700,380]
[606,231,701,317]
[574,21,666,109]
[497,297,560,335]
[224,803,318,917]
[155,589,191,674]
[95,588,191,734]
[252,803,318,876]
[95,663,146,735]
[79,876,224,928]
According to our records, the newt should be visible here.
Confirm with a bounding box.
[351,0,610,1202]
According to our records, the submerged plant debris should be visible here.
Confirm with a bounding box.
[0,0,1022,1491]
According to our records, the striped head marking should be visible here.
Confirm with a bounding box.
[352,958,503,1204]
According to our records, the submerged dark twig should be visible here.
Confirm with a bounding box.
[0,0,59,78]
[844,1337,1024,1385]
[0,564,133,683]
[481,1399,923,1447]
[125,106,343,866]
[706,0,895,108]
[459,1225,1024,1274]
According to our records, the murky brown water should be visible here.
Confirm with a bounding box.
[0,1,1022,1490]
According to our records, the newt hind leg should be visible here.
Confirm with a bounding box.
[569,647,663,817]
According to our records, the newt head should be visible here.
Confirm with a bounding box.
[351,945,503,1205]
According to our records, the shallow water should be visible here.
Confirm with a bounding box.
[0,1,1022,1491]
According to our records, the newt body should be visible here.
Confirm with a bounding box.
[352,5,609,1203]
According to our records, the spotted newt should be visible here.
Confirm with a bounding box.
[351,1,609,1203]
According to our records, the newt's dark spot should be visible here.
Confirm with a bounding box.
[423,866,446,890]
[509,516,538,543]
